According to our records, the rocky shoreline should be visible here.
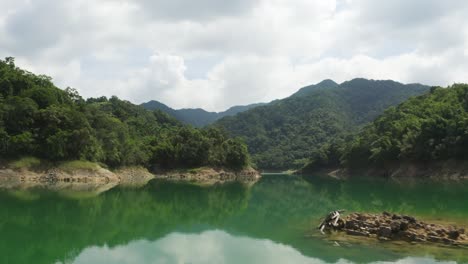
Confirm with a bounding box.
[154,167,261,186]
[304,160,468,180]
[0,165,261,195]
[324,212,468,248]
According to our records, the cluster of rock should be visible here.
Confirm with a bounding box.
[329,212,467,247]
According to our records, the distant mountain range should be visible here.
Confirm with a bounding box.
[213,78,430,169]
[141,100,265,127]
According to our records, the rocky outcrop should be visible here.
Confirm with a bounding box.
[115,167,155,187]
[155,167,261,185]
[324,212,468,248]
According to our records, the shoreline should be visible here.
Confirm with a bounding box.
[153,167,260,186]
[0,162,261,195]
[297,160,468,180]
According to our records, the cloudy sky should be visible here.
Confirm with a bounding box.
[1,0,468,111]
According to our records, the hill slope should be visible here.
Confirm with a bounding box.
[303,84,468,174]
[0,57,250,170]
[141,101,265,127]
[214,79,430,170]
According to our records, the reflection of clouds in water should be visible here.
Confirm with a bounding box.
[68,230,452,264]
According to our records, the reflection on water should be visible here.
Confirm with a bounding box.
[0,175,467,263]
[69,230,454,264]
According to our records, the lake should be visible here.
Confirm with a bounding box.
[1,174,467,264]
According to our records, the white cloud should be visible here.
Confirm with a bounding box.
[1,0,468,111]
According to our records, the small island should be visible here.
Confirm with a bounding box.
[322,212,467,248]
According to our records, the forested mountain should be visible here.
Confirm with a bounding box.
[141,100,265,127]
[214,79,429,170]
[303,84,468,172]
[0,57,249,170]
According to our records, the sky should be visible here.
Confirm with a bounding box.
[1,0,468,111]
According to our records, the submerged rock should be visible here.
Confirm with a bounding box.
[321,212,468,248]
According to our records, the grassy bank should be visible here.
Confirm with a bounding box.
[3,157,103,172]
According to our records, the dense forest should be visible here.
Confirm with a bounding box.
[0,57,249,170]
[214,79,429,170]
[141,100,265,127]
[303,84,468,172]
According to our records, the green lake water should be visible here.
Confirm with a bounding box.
[1,174,468,264]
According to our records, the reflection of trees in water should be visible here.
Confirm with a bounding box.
[1,176,467,264]
[0,180,250,264]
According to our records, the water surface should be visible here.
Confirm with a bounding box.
[1,174,467,263]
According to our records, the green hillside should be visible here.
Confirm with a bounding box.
[304,84,468,172]
[0,57,249,170]
[215,79,429,170]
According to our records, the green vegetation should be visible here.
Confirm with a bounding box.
[0,57,250,170]
[303,84,468,172]
[58,160,100,173]
[9,156,41,169]
[215,79,429,170]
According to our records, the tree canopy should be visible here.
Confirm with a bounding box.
[303,84,468,172]
[0,58,250,170]
[214,78,429,170]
